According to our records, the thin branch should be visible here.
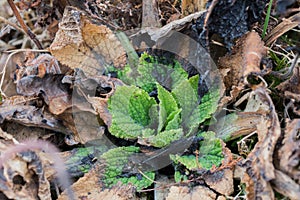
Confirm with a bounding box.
[7,0,43,49]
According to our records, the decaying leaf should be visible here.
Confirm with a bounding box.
[203,168,234,196]
[0,95,69,133]
[0,131,74,200]
[240,87,281,199]
[15,53,62,81]
[271,170,300,200]
[16,74,72,115]
[277,66,300,115]
[49,6,127,76]
[0,139,74,200]
[166,185,217,200]
[278,119,300,184]
[218,31,268,102]
[58,164,137,200]
[68,69,122,143]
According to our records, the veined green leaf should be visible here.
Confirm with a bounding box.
[157,83,180,132]
[198,87,220,124]
[136,53,188,92]
[129,88,156,126]
[109,85,155,139]
[188,75,199,95]
[101,146,155,190]
[165,109,181,131]
[140,128,183,148]
[172,79,199,135]
[170,131,224,172]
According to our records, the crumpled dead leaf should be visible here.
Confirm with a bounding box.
[16,74,72,115]
[49,6,127,76]
[218,31,268,103]
[277,119,300,184]
[240,87,281,199]
[277,66,300,115]
[62,69,122,144]
[0,95,69,133]
[58,164,137,200]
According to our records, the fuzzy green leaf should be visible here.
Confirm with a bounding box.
[172,79,199,135]
[198,87,220,124]
[108,85,155,139]
[140,128,183,148]
[157,83,180,132]
[101,146,155,190]
[129,88,156,126]
[165,109,181,130]
[170,131,224,172]
[136,53,188,92]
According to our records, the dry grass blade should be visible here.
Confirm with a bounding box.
[264,12,300,46]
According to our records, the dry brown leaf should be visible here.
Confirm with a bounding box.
[240,87,281,199]
[49,6,127,76]
[271,170,300,200]
[0,95,69,133]
[215,112,266,141]
[16,74,72,115]
[218,31,267,103]
[58,164,138,200]
[166,185,216,200]
[278,119,300,183]
[203,168,234,196]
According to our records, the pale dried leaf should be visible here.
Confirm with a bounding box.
[271,170,300,200]
[204,168,234,196]
[49,6,127,76]
[278,119,300,183]
[218,32,267,102]
[241,87,281,199]
[166,185,216,200]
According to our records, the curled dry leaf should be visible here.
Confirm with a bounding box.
[278,119,300,183]
[277,66,300,115]
[271,169,300,200]
[15,53,61,81]
[64,69,122,144]
[240,87,281,199]
[16,74,72,115]
[49,6,127,76]
[0,95,69,133]
[218,31,267,103]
